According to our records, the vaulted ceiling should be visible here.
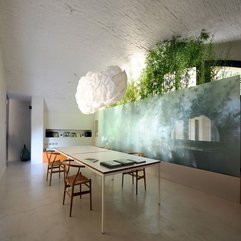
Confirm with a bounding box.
[0,0,241,112]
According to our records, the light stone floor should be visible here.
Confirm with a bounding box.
[0,161,241,241]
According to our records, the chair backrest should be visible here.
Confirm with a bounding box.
[61,159,85,185]
[45,150,59,164]
[128,152,145,157]
[45,150,67,164]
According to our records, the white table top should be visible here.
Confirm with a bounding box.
[55,145,109,155]
[56,147,160,175]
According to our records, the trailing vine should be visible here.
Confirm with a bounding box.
[113,30,217,106]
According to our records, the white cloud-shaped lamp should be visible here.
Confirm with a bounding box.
[75,66,127,114]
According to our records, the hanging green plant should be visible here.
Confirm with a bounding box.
[114,30,218,106]
[111,80,140,107]
[139,30,217,99]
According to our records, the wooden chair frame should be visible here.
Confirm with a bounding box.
[122,152,146,195]
[46,150,64,186]
[62,159,92,217]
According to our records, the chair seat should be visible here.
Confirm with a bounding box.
[48,160,63,167]
[66,174,89,186]
[62,159,92,217]
[122,152,146,195]
[125,168,145,178]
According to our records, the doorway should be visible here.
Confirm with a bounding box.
[7,97,31,162]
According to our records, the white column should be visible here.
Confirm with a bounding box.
[31,96,44,163]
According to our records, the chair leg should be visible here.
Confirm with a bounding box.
[63,185,66,205]
[69,186,74,217]
[143,169,146,190]
[80,184,82,199]
[132,173,134,184]
[89,180,92,210]
[121,173,124,188]
[49,171,52,186]
[46,167,49,181]
[136,170,138,195]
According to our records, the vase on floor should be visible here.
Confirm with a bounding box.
[20,144,30,161]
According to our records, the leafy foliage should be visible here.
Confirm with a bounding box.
[114,30,217,106]
[111,80,140,107]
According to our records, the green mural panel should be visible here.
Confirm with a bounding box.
[99,76,240,177]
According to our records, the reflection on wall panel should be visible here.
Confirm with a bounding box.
[99,76,240,177]
[172,120,184,140]
[189,115,213,142]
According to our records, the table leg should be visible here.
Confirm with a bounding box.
[101,175,105,234]
[158,162,161,205]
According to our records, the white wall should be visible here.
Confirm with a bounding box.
[44,110,95,149]
[8,99,31,161]
[31,96,44,163]
[45,110,94,130]
[0,44,6,178]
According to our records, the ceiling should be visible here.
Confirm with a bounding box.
[0,0,241,112]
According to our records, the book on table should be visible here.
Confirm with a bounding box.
[131,159,146,164]
[115,158,146,164]
[100,160,122,169]
[100,158,146,169]
[113,159,135,166]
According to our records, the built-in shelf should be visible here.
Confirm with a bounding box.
[45,129,92,138]
[44,129,93,149]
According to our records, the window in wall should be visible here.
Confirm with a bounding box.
[213,65,241,93]
[183,61,241,89]
[213,66,241,80]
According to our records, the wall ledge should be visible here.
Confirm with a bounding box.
[148,162,240,203]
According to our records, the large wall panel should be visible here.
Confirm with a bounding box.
[99,76,240,177]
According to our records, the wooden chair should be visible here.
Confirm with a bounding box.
[62,159,92,217]
[122,152,146,195]
[45,150,64,186]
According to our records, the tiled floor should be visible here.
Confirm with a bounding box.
[0,161,240,241]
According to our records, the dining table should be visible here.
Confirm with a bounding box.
[55,145,161,234]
